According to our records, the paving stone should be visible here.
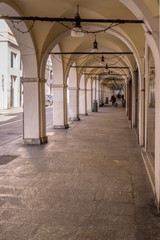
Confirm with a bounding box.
[0,105,157,239]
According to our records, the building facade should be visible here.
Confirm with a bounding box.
[0,20,23,109]
[45,55,53,96]
[0,20,53,110]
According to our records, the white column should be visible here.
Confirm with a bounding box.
[155,68,160,210]
[99,83,104,106]
[85,89,88,115]
[87,90,92,112]
[96,79,99,110]
[145,36,160,210]
[132,70,136,128]
[126,80,128,114]
[23,78,48,144]
[69,87,80,120]
[79,88,86,115]
[53,84,69,128]
[92,80,96,101]
[68,64,79,121]
[0,39,8,109]
[103,85,106,104]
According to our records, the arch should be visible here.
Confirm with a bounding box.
[0,2,38,77]
[40,26,142,83]
[60,27,143,89]
[40,31,70,80]
[0,2,47,146]
[36,0,158,82]
[120,0,159,45]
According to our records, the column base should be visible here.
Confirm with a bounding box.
[87,110,92,113]
[53,124,69,129]
[99,103,104,107]
[80,113,88,116]
[69,117,80,121]
[24,136,48,145]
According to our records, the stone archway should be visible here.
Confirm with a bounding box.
[0,2,47,144]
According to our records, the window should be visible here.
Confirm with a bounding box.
[11,52,17,68]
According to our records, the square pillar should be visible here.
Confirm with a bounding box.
[87,89,92,112]
[79,88,87,115]
[53,84,69,128]
[23,78,48,144]
[68,87,80,121]
[99,84,104,106]
[96,79,100,110]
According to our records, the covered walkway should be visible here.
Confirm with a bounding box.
[0,105,159,239]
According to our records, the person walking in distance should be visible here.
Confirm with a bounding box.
[111,94,116,107]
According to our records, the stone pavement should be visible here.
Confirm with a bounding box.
[0,104,160,240]
[0,107,23,115]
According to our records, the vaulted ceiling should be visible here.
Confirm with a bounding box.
[0,0,158,88]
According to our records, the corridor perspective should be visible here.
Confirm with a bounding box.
[0,0,160,239]
[0,104,159,240]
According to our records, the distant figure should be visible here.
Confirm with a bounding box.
[111,94,116,107]
[121,95,126,108]
[121,94,124,100]
[117,93,121,99]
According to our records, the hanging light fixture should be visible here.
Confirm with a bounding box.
[71,5,85,37]
[92,35,99,52]
[101,55,104,63]
[104,64,108,72]
[93,35,98,49]
[100,55,105,65]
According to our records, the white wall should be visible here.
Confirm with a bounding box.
[0,20,22,109]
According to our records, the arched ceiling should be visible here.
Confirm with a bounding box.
[1,0,146,54]
[0,0,158,89]
[141,0,159,17]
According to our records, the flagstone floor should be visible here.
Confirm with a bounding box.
[0,104,159,240]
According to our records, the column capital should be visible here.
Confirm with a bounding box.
[22,78,46,83]
[68,87,79,90]
[53,84,68,88]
